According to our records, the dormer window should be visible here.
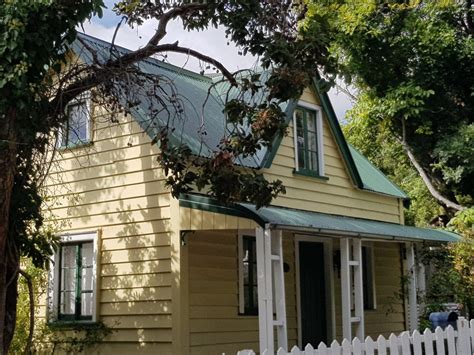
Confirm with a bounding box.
[60,93,91,148]
[293,104,324,177]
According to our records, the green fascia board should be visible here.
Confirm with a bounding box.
[179,194,460,243]
[179,193,268,227]
[348,145,408,199]
[311,77,364,189]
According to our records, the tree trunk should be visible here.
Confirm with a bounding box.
[0,109,18,355]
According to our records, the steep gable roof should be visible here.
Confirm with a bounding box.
[73,33,407,199]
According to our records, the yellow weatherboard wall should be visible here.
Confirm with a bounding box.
[44,106,175,354]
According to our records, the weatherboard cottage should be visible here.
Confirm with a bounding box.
[42,33,458,354]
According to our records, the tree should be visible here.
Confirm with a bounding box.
[305,0,473,215]
[0,1,337,352]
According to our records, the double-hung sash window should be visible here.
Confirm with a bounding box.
[294,105,324,176]
[60,94,91,147]
[238,233,258,315]
[49,233,98,323]
[59,243,94,320]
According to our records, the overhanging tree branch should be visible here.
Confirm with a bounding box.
[400,118,465,212]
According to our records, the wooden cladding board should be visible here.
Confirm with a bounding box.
[43,112,174,353]
[264,87,402,224]
[187,231,406,353]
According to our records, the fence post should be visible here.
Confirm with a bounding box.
[456,317,471,355]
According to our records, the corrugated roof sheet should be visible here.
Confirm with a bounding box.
[180,194,459,243]
[73,33,408,198]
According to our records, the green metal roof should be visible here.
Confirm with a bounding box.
[180,194,460,243]
[349,145,408,198]
[73,33,407,198]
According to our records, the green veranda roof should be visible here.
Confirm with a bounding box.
[180,194,459,243]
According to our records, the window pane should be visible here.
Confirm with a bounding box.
[60,291,75,315]
[81,267,93,291]
[295,110,306,169]
[61,269,76,292]
[82,242,93,267]
[81,293,93,316]
[307,131,319,171]
[61,245,76,268]
[65,102,88,146]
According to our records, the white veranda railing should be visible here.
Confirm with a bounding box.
[237,318,474,355]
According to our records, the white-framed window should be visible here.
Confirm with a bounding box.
[293,102,324,176]
[48,232,98,323]
[361,243,376,310]
[238,231,258,316]
[59,93,91,148]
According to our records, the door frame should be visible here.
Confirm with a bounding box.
[295,234,335,348]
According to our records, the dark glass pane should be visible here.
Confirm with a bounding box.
[64,102,88,146]
[295,110,306,169]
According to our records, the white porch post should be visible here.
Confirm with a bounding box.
[256,226,272,354]
[340,238,365,341]
[406,242,419,331]
[340,238,352,340]
[353,239,365,340]
[256,226,287,354]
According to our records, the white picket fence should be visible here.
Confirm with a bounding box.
[238,318,474,355]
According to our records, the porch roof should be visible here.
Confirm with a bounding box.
[179,194,460,243]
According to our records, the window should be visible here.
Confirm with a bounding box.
[49,233,98,323]
[238,233,258,315]
[293,105,324,176]
[362,245,376,310]
[60,95,91,147]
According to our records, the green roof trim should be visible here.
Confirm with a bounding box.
[311,77,364,189]
[179,194,460,243]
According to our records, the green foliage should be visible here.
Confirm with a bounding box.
[306,0,474,211]
[9,259,47,354]
[34,321,113,354]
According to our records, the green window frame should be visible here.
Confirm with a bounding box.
[294,106,323,177]
[58,242,94,321]
[239,235,258,316]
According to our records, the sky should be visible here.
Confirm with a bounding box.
[82,1,353,120]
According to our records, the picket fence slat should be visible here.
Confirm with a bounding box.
[435,326,446,354]
[470,319,474,352]
[446,326,456,355]
[364,336,375,355]
[423,327,434,355]
[400,331,411,354]
[412,330,422,355]
[245,318,473,355]
[377,334,387,355]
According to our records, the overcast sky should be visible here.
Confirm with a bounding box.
[82,1,353,120]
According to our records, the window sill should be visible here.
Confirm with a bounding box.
[48,320,98,329]
[58,141,93,151]
[293,169,329,181]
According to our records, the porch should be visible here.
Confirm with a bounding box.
[179,195,459,354]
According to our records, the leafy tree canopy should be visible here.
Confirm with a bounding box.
[305,0,473,214]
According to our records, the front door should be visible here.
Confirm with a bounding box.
[299,241,327,347]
